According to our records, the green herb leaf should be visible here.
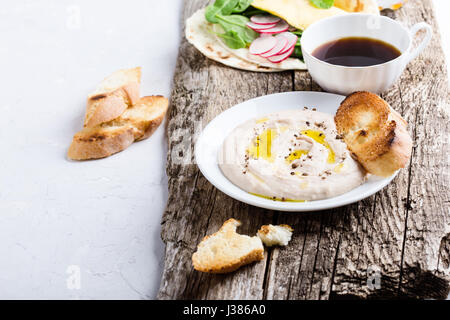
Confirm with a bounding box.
[291,45,304,61]
[232,0,253,13]
[217,30,247,49]
[310,0,334,9]
[205,1,259,50]
[205,0,239,23]
[240,7,267,17]
[205,4,221,23]
[221,0,240,15]
[291,30,304,61]
[216,14,258,44]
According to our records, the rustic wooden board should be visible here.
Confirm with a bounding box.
[157,0,449,299]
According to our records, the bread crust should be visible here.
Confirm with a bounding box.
[192,219,264,274]
[67,126,135,160]
[119,95,168,141]
[335,91,412,177]
[68,95,168,161]
[84,67,141,128]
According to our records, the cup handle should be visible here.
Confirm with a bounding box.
[406,22,432,64]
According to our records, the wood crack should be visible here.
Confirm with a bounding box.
[329,234,342,298]
[308,213,324,299]
[396,86,417,296]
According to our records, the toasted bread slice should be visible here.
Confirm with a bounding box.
[334,92,412,177]
[192,219,264,274]
[68,95,168,160]
[257,224,293,247]
[84,67,141,128]
[111,95,168,141]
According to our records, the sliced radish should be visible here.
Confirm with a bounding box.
[246,21,277,32]
[259,36,288,58]
[278,31,298,42]
[277,32,298,54]
[250,14,281,25]
[267,43,296,63]
[249,36,277,55]
[258,20,289,34]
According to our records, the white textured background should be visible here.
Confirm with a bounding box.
[0,0,448,299]
[0,0,181,299]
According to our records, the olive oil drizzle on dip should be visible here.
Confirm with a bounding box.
[285,149,309,163]
[250,192,306,202]
[301,129,335,164]
[246,128,336,202]
[247,128,278,162]
[247,128,336,165]
[219,109,366,201]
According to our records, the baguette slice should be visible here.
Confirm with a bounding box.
[192,219,264,274]
[84,67,141,128]
[68,95,168,160]
[334,91,412,177]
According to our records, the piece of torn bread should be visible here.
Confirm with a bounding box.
[257,224,293,247]
[68,95,168,160]
[84,67,141,128]
[192,219,264,274]
[334,91,412,177]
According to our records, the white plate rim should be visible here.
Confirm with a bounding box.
[194,91,397,212]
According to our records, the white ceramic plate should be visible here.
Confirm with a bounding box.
[194,91,397,212]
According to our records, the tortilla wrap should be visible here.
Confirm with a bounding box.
[212,23,306,71]
[185,0,380,72]
[186,9,285,72]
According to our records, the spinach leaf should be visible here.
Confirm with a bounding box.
[205,0,257,48]
[310,0,334,9]
[290,30,304,61]
[205,4,221,23]
[241,7,268,17]
[221,0,240,15]
[216,14,258,44]
[291,48,304,61]
[291,35,304,62]
[291,43,304,60]
[232,0,253,13]
[205,0,239,23]
[217,30,247,49]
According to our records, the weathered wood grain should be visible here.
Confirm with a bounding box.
[158,0,449,299]
[393,1,450,298]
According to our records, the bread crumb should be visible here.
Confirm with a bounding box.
[192,219,264,273]
[257,224,293,247]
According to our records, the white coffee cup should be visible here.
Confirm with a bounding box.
[300,14,432,95]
